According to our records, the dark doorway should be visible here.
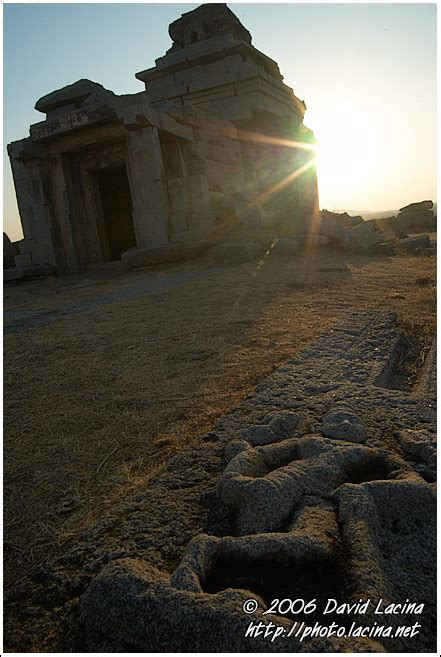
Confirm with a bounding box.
[96,164,136,260]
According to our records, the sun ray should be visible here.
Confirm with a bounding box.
[257,156,317,205]
[236,129,318,152]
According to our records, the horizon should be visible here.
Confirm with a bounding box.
[3,2,437,241]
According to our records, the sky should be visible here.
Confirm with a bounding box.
[3,2,437,241]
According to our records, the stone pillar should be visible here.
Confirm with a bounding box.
[8,139,66,271]
[125,126,170,249]
[49,154,88,273]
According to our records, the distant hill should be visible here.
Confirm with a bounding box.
[328,203,436,220]
[349,210,399,220]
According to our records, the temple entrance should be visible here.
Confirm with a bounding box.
[96,164,136,261]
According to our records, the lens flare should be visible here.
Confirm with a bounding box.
[233,128,318,207]
[258,157,317,205]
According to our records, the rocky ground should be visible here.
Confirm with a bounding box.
[3,245,436,652]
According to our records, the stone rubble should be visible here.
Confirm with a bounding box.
[301,203,436,257]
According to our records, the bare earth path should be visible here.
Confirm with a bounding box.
[4,266,226,334]
[3,247,436,650]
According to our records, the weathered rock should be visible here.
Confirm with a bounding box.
[80,552,382,653]
[27,310,435,652]
[320,210,363,228]
[241,410,298,446]
[339,213,364,228]
[266,410,299,436]
[399,200,433,213]
[321,403,367,442]
[395,209,434,232]
[368,242,395,256]
[396,234,431,254]
[334,479,436,651]
[376,228,396,243]
[307,214,349,241]
[223,439,249,463]
[345,220,384,251]
[372,216,397,233]
[306,215,389,253]
[81,439,434,650]
[420,247,436,257]
[218,434,418,534]
[242,424,276,445]
[35,79,116,115]
[396,429,436,483]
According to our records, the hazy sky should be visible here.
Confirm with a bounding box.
[3,2,437,240]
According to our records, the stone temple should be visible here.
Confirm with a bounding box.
[8,3,319,274]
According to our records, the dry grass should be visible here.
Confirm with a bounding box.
[3,248,436,589]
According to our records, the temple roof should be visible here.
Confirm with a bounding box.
[35,79,115,114]
[168,3,251,51]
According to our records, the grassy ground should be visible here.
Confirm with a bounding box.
[3,246,436,592]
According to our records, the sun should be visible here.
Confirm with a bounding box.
[312,106,380,211]
[236,106,383,213]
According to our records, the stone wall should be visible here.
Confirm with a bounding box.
[8,140,62,271]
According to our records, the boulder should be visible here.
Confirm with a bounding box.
[364,219,396,241]
[343,220,384,252]
[368,242,395,256]
[376,228,396,243]
[320,210,363,229]
[307,215,388,253]
[341,214,364,228]
[391,215,407,232]
[399,200,433,214]
[395,209,434,232]
[396,234,431,254]
[307,214,350,241]
[373,216,397,233]
[419,247,436,257]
